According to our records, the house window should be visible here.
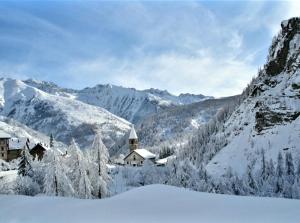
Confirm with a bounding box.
[141,161,143,164]
[1,153,4,157]
[1,147,3,151]
[127,161,129,164]
[133,155,136,161]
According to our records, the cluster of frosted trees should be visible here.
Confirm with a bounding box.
[167,150,300,199]
[13,133,110,199]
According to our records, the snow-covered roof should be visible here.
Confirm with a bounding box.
[134,149,156,159]
[0,130,11,139]
[9,138,36,151]
[32,143,51,151]
[129,125,138,139]
[156,155,176,165]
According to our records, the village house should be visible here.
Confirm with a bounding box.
[124,125,156,166]
[30,143,50,160]
[0,131,49,162]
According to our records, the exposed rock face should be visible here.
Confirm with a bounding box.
[265,17,300,76]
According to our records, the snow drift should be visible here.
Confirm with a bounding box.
[0,184,299,223]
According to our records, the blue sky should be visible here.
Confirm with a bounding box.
[0,0,299,97]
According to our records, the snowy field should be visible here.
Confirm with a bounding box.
[0,184,300,223]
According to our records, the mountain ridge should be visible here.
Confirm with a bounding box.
[24,79,213,123]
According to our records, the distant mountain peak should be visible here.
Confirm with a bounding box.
[24,79,212,123]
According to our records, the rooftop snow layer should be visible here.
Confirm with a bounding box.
[9,138,36,150]
[134,149,156,159]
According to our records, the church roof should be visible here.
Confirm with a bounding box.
[129,125,138,139]
[134,149,156,159]
[123,149,156,161]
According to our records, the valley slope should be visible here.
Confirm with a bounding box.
[201,17,300,177]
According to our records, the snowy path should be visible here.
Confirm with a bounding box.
[0,184,299,223]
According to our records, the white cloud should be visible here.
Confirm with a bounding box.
[286,0,300,19]
[65,50,257,97]
[0,1,293,97]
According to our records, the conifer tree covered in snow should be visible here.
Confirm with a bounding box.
[43,150,74,197]
[68,139,93,199]
[18,142,32,177]
[89,133,111,198]
[15,141,40,195]
[50,133,54,148]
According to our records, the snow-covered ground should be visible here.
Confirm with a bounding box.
[0,170,17,183]
[0,184,299,223]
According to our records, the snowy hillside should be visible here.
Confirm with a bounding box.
[0,184,299,223]
[0,78,131,148]
[25,79,212,123]
[204,17,300,177]
[137,96,238,147]
[0,116,65,149]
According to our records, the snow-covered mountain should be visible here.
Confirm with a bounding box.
[0,116,65,149]
[109,96,238,156]
[203,17,300,177]
[25,79,212,123]
[0,78,131,149]
[137,95,239,148]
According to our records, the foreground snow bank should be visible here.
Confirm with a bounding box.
[0,184,300,223]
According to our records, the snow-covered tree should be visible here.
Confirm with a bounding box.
[245,163,258,195]
[275,152,284,194]
[43,150,74,197]
[15,175,40,196]
[18,141,32,177]
[89,132,110,198]
[68,139,92,199]
[50,133,54,148]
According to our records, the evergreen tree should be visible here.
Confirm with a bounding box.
[43,150,74,197]
[275,152,284,194]
[285,152,295,183]
[50,133,54,148]
[260,149,267,181]
[68,139,92,199]
[18,141,32,177]
[90,132,110,199]
[245,164,257,194]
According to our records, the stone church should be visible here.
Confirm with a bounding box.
[123,125,156,166]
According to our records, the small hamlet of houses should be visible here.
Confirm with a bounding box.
[0,125,171,166]
[0,130,50,162]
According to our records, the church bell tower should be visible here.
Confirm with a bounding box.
[129,125,138,152]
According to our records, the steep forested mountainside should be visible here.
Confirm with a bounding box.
[181,17,300,177]
[137,96,239,148]
[0,78,130,149]
[108,96,239,157]
[25,79,212,123]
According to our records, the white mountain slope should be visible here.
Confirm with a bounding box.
[0,116,65,149]
[0,184,299,223]
[0,78,131,149]
[137,95,239,147]
[25,79,212,123]
[206,17,300,177]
